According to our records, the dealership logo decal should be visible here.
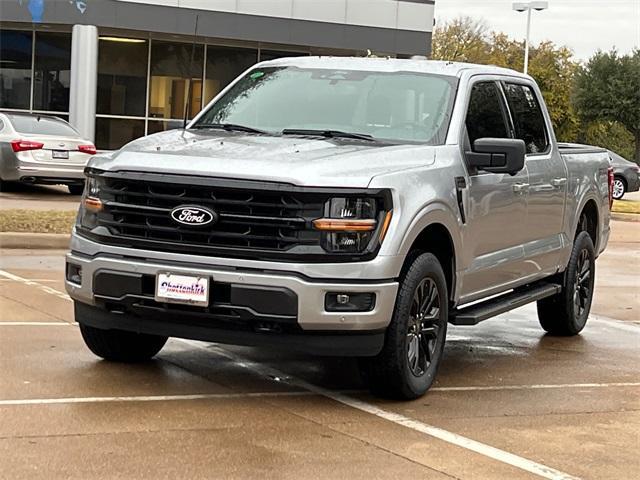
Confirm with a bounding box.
[170,206,217,227]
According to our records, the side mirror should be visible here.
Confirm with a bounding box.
[465,138,526,175]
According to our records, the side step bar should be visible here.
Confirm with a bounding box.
[450,282,562,326]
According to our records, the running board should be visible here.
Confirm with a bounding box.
[450,283,562,326]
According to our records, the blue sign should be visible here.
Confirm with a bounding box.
[18,0,88,23]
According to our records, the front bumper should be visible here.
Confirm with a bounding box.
[66,234,399,355]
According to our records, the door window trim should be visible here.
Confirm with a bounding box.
[462,79,514,150]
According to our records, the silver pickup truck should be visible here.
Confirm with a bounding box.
[66,57,613,399]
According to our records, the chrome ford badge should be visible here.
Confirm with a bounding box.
[170,205,218,227]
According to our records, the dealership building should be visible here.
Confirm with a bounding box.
[0,0,435,150]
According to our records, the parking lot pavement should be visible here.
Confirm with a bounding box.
[0,183,79,211]
[1,223,639,479]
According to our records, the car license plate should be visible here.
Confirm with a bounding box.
[155,272,209,306]
[52,150,69,159]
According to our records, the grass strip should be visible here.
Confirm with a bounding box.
[0,209,76,234]
[612,200,640,215]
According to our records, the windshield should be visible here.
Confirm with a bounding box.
[193,67,458,144]
[8,114,80,137]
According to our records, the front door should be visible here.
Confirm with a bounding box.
[459,80,530,302]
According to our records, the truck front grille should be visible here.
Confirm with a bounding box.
[93,174,326,254]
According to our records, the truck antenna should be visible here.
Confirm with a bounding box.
[183,14,199,130]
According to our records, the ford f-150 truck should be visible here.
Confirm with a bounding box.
[66,57,613,399]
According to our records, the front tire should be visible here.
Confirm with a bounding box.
[537,231,595,335]
[79,323,168,362]
[612,177,626,200]
[361,253,448,399]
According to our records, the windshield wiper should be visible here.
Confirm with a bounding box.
[281,129,375,142]
[190,123,269,135]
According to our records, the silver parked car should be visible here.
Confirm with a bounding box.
[608,150,640,200]
[0,112,96,194]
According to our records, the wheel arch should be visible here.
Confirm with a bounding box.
[576,198,599,249]
[398,205,461,302]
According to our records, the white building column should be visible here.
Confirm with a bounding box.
[69,25,98,142]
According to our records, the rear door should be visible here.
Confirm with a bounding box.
[502,82,567,275]
[459,79,530,301]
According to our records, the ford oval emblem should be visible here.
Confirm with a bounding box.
[170,205,218,227]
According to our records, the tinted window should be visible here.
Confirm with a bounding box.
[465,82,509,147]
[503,83,548,154]
[195,67,457,144]
[98,37,148,116]
[0,30,32,109]
[33,32,71,112]
[8,114,79,137]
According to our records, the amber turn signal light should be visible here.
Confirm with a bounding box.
[312,218,377,231]
[379,210,393,242]
[84,196,103,212]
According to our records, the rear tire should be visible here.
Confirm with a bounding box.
[537,231,595,335]
[68,184,84,195]
[79,323,168,362]
[360,253,448,399]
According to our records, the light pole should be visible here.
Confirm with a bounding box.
[512,1,548,74]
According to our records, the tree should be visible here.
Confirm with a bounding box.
[431,16,489,63]
[432,17,580,141]
[574,49,640,162]
[583,120,635,161]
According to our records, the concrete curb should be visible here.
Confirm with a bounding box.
[611,213,640,223]
[0,232,70,249]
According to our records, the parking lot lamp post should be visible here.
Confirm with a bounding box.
[512,1,548,74]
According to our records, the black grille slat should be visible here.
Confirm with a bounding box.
[103,186,322,211]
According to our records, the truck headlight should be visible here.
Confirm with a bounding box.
[313,197,391,253]
[77,175,103,229]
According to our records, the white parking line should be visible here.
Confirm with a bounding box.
[0,391,318,406]
[0,322,72,326]
[431,382,640,392]
[179,340,580,480]
[0,269,71,302]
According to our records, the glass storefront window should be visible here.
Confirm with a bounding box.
[147,119,184,135]
[259,49,308,62]
[98,37,148,117]
[149,41,203,120]
[33,32,71,112]
[204,46,257,104]
[0,30,33,109]
[95,117,145,150]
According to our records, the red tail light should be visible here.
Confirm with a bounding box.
[78,144,97,155]
[10,139,44,152]
[607,166,614,209]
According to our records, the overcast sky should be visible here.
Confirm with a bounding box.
[433,0,640,61]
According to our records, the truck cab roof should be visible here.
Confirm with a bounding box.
[254,56,528,80]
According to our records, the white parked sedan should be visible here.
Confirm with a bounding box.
[0,112,96,194]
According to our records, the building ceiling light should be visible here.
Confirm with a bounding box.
[99,36,146,43]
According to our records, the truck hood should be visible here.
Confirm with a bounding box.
[90,130,435,188]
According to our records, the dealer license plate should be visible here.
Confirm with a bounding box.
[155,272,209,306]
